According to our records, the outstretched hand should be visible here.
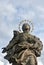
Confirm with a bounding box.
[2,47,7,53]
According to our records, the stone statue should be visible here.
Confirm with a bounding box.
[2,20,43,65]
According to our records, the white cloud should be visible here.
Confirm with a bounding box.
[0,61,4,65]
[37,58,43,65]
[39,14,44,19]
[0,2,17,21]
[0,21,13,38]
[36,6,44,19]
[38,61,43,65]
[0,1,17,40]
[37,6,44,13]
[18,11,35,20]
[13,0,35,8]
[7,62,12,65]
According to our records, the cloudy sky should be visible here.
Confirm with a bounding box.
[0,0,44,65]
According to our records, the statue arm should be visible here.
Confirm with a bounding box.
[32,36,43,51]
[31,36,43,56]
[28,35,43,55]
[33,41,43,57]
[28,35,43,50]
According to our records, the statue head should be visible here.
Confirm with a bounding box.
[22,23,30,33]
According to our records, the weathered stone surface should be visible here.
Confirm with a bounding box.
[2,23,43,65]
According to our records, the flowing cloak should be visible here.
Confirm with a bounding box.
[2,31,43,63]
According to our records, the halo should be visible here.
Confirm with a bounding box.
[18,20,34,32]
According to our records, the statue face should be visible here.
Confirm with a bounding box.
[22,23,30,33]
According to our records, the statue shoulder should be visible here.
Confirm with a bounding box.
[28,34,40,41]
[13,30,20,37]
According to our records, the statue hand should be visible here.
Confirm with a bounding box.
[2,47,7,53]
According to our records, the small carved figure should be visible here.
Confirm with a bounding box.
[2,20,43,65]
